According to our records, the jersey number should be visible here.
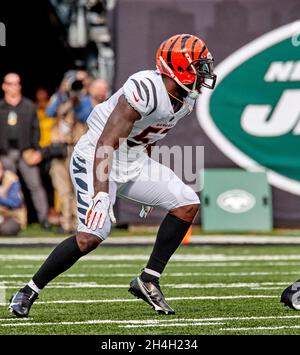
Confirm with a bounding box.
[128,126,171,147]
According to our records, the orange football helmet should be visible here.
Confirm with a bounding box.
[156,34,217,98]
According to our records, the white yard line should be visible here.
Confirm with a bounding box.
[80,264,138,268]
[1,235,300,245]
[2,315,300,324]
[0,318,30,322]
[251,287,283,290]
[165,282,288,289]
[119,322,224,328]
[0,271,299,278]
[0,294,278,307]
[40,295,279,303]
[0,284,130,289]
[1,264,140,269]
[3,261,300,269]
[0,319,158,327]
[2,315,300,328]
[170,262,300,267]
[121,316,300,329]
[0,319,222,328]
[121,315,300,329]
[165,271,300,276]
[2,265,37,269]
[222,325,300,331]
[0,299,139,306]
[0,281,290,290]
[2,254,300,262]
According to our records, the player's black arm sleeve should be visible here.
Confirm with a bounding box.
[93,94,141,195]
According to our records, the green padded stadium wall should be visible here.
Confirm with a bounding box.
[201,169,272,232]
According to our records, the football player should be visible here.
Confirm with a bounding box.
[9,34,216,317]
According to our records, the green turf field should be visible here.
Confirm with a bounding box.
[1,244,300,335]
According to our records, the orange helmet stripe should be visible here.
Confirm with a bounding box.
[166,34,182,70]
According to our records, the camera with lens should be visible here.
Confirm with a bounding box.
[68,77,84,98]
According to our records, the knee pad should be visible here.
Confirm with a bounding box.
[167,181,200,209]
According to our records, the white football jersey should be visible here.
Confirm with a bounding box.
[74,70,195,182]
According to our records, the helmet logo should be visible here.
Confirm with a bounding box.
[132,92,139,102]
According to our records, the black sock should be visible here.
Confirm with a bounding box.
[141,213,191,282]
[32,235,85,289]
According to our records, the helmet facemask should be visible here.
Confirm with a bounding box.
[186,58,217,91]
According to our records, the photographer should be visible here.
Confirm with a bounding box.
[46,70,92,122]
[46,71,88,233]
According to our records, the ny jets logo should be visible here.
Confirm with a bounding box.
[217,190,256,214]
[197,21,300,196]
[241,61,300,137]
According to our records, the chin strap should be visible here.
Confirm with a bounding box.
[187,90,199,100]
[158,54,199,100]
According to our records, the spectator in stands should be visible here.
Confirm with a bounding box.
[47,72,88,234]
[76,69,91,96]
[35,87,60,227]
[36,87,57,149]
[73,79,110,122]
[0,159,26,236]
[46,70,92,123]
[89,79,110,106]
[47,71,109,123]
[0,73,49,229]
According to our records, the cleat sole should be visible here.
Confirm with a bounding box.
[128,287,152,306]
[157,309,175,316]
